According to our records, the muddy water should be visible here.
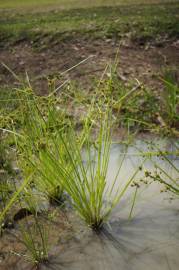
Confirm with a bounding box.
[47,139,179,270]
[1,139,179,270]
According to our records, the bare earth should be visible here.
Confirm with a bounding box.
[0,38,178,94]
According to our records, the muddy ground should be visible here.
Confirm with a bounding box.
[0,38,179,94]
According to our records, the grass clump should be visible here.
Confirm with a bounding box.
[40,111,142,230]
[12,87,70,205]
[1,65,178,235]
[9,83,141,231]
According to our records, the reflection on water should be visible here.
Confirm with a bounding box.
[48,139,179,270]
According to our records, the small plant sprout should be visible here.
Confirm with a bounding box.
[17,190,49,266]
[19,221,49,266]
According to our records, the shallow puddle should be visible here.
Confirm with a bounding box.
[1,138,179,270]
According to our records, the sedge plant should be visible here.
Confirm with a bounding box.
[15,84,93,205]
[41,110,143,231]
[15,87,67,204]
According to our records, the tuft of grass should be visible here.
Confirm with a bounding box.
[19,222,49,266]
[40,111,143,230]
[8,80,143,230]
[15,88,66,204]
[0,65,178,234]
